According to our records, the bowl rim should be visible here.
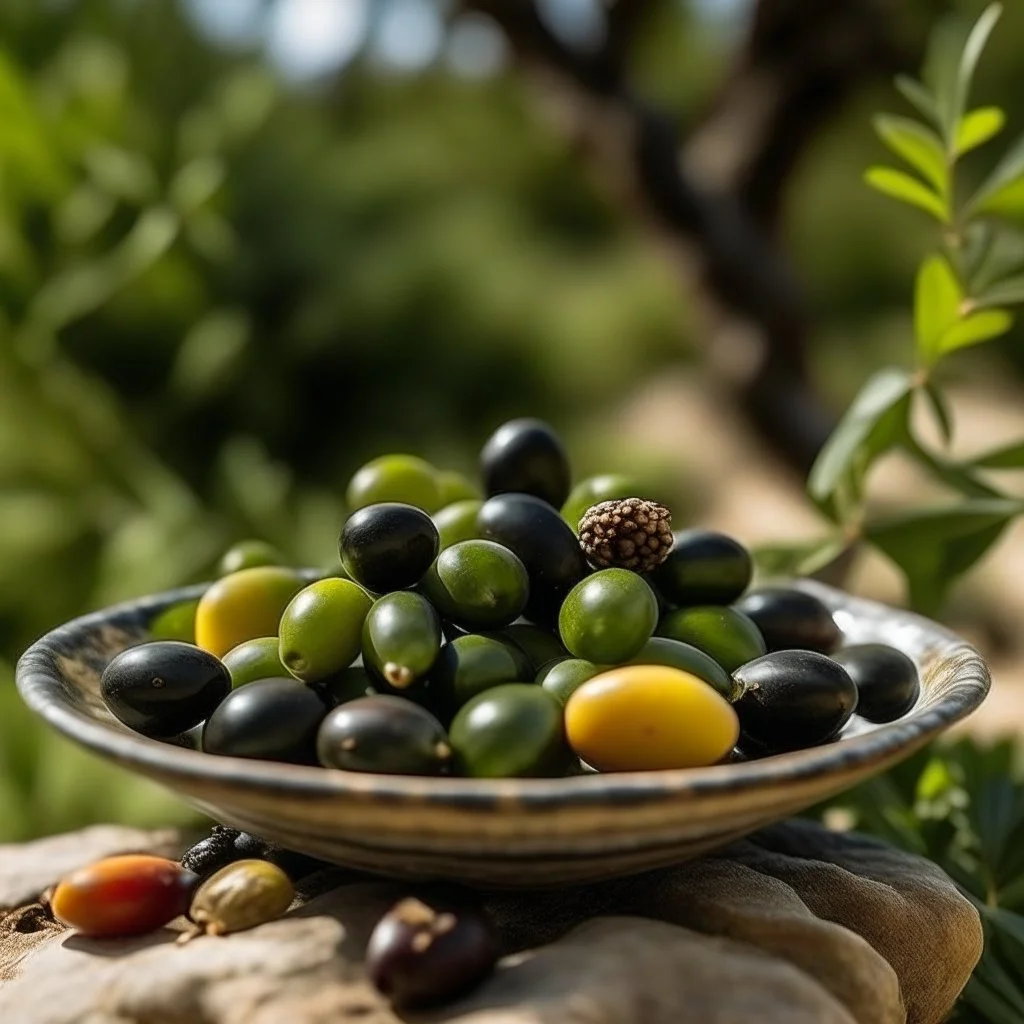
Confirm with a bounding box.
[15,579,990,810]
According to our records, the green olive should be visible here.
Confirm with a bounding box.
[149,598,199,643]
[561,474,645,533]
[430,634,530,710]
[433,500,484,550]
[558,569,658,664]
[218,540,286,577]
[278,578,373,682]
[537,658,602,706]
[223,637,288,688]
[449,684,569,778]
[420,540,529,630]
[656,605,766,674]
[363,592,443,689]
[494,623,568,675]
[436,470,481,506]
[346,455,442,512]
[626,637,739,702]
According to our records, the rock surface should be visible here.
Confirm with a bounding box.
[0,819,982,1024]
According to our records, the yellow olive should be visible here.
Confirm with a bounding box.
[565,665,739,772]
[195,567,304,658]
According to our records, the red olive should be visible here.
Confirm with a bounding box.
[50,855,197,937]
[366,896,499,1008]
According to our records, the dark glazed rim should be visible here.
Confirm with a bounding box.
[15,579,990,812]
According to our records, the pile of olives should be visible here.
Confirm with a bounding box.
[100,418,922,778]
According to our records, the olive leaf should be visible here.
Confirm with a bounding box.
[864,499,1022,616]
[974,273,1024,307]
[950,4,1003,141]
[895,75,941,127]
[752,536,849,580]
[864,167,948,221]
[807,368,914,510]
[967,439,1024,469]
[957,107,1006,155]
[922,380,954,445]
[939,308,1013,356]
[969,132,1024,215]
[873,114,947,193]
[915,254,962,365]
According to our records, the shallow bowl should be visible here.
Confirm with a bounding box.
[16,580,988,887]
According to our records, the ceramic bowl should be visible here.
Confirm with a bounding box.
[16,580,988,887]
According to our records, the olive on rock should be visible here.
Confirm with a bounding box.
[559,569,659,664]
[656,606,766,674]
[420,539,529,630]
[366,896,499,1009]
[832,643,920,723]
[182,859,294,941]
[362,591,442,689]
[735,587,841,654]
[317,695,451,775]
[340,502,439,594]
[101,641,230,738]
[480,418,570,508]
[733,649,858,755]
[651,530,752,607]
[202,677,329,764]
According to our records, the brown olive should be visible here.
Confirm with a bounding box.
[366,896,499,1008]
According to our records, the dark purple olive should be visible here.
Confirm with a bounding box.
[480,418,571,508]
[734,587,841,654]
[832,644,920,723]
[366,896,499,1008]
[340,502,439,594]
[101,641,230,738]
[733,649,857,755]
[202,677,329,764]
[317,695,451,775]
[651,529,752,607]
[477,493,588,627]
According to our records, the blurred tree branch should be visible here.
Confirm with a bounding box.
[460,0,912,477]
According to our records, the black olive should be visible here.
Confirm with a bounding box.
[832,644,920,723]
[202,677,329,764]
[181,827,240,880]
[477,493,589,627]
[480,418,571,508]
[317,695,451,775]
[339,502,439,594]
[366,896,499,1008]
[100,641,230,738]
[651,529,753,607]
[734,587,841,654]
[181,826,327,883]
[733,650,858,754]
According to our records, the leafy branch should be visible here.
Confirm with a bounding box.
[764,3,1024,617]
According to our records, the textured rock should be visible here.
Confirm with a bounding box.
[0,820,982,1024]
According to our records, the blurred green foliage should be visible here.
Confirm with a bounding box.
[0,0,1023,844]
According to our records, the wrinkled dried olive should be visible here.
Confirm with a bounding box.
[366,896,499,1008]
[181,859,294,941]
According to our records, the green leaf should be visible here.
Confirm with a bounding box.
[752,536,849,580]
[969,439,1024,469]
[915,254,963,365]
[807,368,914,507]
[975,273,1024,307]
[970,133,1024,214]
[953,4,1003,133]
[939,309,1013,355]
[979,178,1024,219]
[865,499,1022,615]
[864,167,949,222]
[873,115,947,193]
[957,106,1006,155]
[895,75,942,127]
[922,380,954,445]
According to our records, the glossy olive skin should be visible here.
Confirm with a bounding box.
[223,637,287,688]
[559,569,659,664]
[362,592,442,689]
[625,637,739,702]
[366,896,499,1008]
[202,677,329,764]
[101,641,230,738]
[734,588,841,654]
[317,695,451,775]
[346,454,442,512]
[449,683,568,778]
[340,502,439,593]
[480,418,571,508]
[494,622,568,674]
[149,598,199,643]
[430,634,531,710]
[537,658,601,706]
[51,855,197,938]
[832,643,920,723]
[420,540,529,630]
[218,539,285,577]
[279,578,373,681]
[657,606,766,674]
[433,499,483,550]
[733,650,858,755]
[189,859,294,936]
[561,473,645,533]
[477,493,588,627]
[651,530,752,607]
